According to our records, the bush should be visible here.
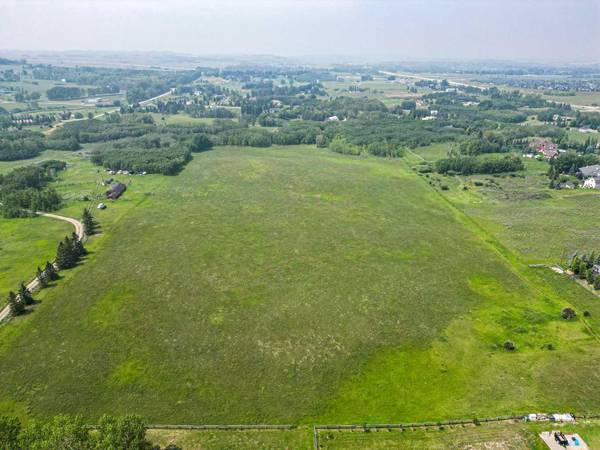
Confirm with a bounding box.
[561,307,576,320]
[503,341,516,351]
[189,133,213,152]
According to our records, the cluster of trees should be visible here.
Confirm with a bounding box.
[0,414,177,450]
[569,252,600,289]
[327,135,404,157]
[0,161,65,217]
[327,116,463,149]
[46,86,84,100]
[0,130,44,160]
[56,233,86,270]
[0,130,80,161]
[0,129,79,161]
[547,152,599,180]
[436,155,524,175]
[6,282,37,316]
[572,112,600,130]
[91,145,191,175]
[53,118,155,144]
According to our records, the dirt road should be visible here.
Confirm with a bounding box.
[0,212,84,323]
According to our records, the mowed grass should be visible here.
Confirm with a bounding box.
[0,216,72,298]
[0,146,599,426]
[147,428,312,450]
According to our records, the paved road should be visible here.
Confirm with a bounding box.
[0,212,84,323]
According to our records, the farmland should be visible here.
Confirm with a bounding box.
[1,145,600,431]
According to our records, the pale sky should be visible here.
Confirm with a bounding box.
[2,0,599,62]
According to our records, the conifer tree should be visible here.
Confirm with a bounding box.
[70,232,86,257]
[19,282,34,305]
[82,208,96,235]
[36,266,47,288]
[587,269,595,285]
[44,261,58,281]
[56,239,74,270]
[7,291,24,316]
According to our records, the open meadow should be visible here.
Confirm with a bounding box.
[1,145,600,430]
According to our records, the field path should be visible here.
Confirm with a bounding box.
[0,212,84,323]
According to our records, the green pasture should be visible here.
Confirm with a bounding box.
[0,145,599,428]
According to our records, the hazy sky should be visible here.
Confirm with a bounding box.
[2,0,599,62]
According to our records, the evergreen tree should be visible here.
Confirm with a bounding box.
[587,269,595,285]
[56,239,75,270]
[44,261,58,281]
[71,232,86,257]
[579,260,589,279]
[572,256,581,274]
[36,266,47,288]
[7,291,24,316]
[82,208,96,235]
[19,282,34,305]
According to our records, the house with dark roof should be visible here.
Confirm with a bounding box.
[105,182,126,200]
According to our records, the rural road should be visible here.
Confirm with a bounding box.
[0,212,84,323]
[44,89,173,135]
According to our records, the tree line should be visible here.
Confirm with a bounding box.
[0,161,66,218]
[436,155,524,175]
[0,414,179,450]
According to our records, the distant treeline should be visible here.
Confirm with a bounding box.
[0,160,65,217]
[436,155,524,175]
[0,129,80,161]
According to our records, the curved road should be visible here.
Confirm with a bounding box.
[0,212,84,323]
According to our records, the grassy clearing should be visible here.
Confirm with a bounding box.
[1,145,599,427]
[0,216,72,298]
[439,156,600,264]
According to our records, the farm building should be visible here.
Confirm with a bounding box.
[105,182,126,200]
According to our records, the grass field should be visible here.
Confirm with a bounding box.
[0,216,72,298]
[317,420,600,450]
[1,145,600,428]
[145,419,600,449]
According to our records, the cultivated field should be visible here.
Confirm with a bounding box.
[1,145,599,429]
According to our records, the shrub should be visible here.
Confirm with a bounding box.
[561,308,576,320]
[503,341,516,351]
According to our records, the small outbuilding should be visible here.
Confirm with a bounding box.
[105,182,127,200]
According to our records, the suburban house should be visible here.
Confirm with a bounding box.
[530,139,558,159]
[579,164,600,178]
[105,182,127,200]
